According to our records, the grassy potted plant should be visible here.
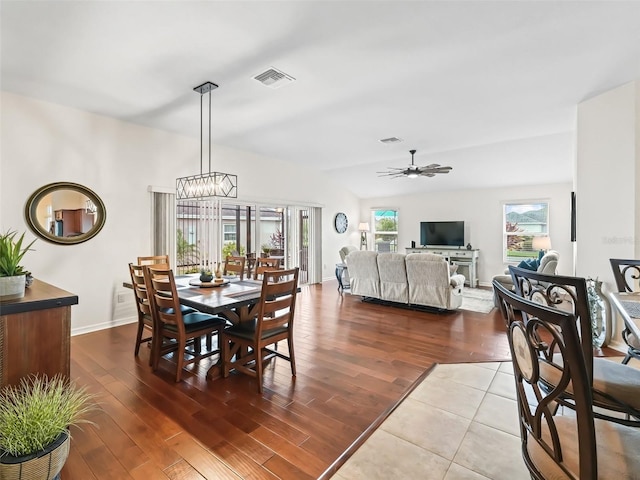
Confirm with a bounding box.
[0,230,36,300]
[261,243,271,257]
[0,374,97,480]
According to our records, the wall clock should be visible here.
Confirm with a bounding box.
[334,212,348,233]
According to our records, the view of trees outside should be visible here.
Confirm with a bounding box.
[373,210,398,252]
[503,202,548,261]
[177,228,199,273]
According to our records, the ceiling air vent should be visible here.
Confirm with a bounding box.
[253,67,296,89]
[379,137,403,144]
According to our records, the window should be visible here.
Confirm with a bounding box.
[503,202,549,262]
[371,209,398,252]
[223,223,236,243]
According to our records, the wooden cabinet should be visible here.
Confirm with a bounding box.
[54,209,94,237]
[0,280,77,388]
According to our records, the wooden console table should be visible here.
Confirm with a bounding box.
[406,247,480,288]
[0,279,78,388]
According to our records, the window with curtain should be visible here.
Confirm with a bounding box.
[371,209,398,252]
[503,201,549,262]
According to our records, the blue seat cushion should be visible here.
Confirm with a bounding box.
[225,319,289,341]
[161,305,197,315]
[163,312,226,333]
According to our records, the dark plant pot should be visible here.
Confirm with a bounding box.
[0,430,70,480]
[200,274,213,283]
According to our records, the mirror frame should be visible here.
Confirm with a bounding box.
[25,182,107,245]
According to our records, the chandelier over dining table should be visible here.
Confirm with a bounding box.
[176,81,238,200]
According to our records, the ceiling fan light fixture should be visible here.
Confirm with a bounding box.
[377,149,453,179]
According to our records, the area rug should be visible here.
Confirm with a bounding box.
[461,287,495,313]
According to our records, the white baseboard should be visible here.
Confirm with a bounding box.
[71,316,137,337]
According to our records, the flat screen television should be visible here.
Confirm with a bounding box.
[420,221,464,247]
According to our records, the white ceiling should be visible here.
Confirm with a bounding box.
[3,1,640,198]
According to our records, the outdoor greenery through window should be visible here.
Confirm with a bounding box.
[503,201,549,262]
[372,209,398,252]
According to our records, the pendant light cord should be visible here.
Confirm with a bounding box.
[200,93,203,175]
[209,90,212,174]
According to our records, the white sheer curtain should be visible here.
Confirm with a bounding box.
[149,188,175,268]
[288,205,322,284]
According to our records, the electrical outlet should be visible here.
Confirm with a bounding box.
[117,292,128,303]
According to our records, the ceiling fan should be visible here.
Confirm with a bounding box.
[377,149,452,179]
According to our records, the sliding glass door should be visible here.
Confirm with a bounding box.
[174,199,318,284]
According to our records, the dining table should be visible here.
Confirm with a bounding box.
[608,291,640,344]
[123,273,289,379]
[173,275,265,325]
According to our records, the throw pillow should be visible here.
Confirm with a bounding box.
[517,258,539,271]
[449,264,459,275]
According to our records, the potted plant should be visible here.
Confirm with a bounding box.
[0,374,97,480]
[200,267,214,283]
[261,243,272,257]
[0,230,36,300]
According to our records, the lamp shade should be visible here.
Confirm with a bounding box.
[358,222,370,232]
[532,236,551,251]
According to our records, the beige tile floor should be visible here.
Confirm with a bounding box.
[334,356,640,479]
[334,361,529,480]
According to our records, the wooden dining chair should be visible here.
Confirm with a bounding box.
[128,263,156,362]
[493,280,640,479]
[128,263,198,364]
[143,265,227,382]
[507,265,640,426]
[137,254,170,268]
[609,258,640,364]
[253,257,281,280]
[223,255,246,280]
[222,267,299,393]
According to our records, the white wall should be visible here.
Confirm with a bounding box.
[575,80,640,349]
[360,182,573,286]
[0,92,359,334]
[576,81,639,281]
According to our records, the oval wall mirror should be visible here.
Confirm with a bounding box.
[25,182,107,245]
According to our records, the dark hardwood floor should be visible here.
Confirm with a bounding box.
[62,283,511,479]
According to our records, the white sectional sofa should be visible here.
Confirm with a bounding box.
[345,251,466,310]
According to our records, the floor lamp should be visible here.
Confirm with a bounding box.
[359,223,369,250]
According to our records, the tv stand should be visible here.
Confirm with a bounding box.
[405,246,479,288]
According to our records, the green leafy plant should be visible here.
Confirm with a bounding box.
[0,375,97,457]
[222,242,245,260]
[261,243,272,254]
[0,230,36,277]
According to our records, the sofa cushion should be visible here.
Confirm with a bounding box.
[405,253,463,309]
[377,253,409,303]
[345,251,380,298]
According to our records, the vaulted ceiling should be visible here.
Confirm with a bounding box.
[3,1,640,198]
